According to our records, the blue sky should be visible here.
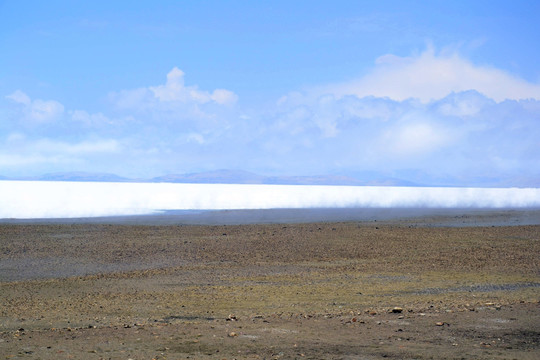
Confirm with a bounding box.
[1,0,539,186]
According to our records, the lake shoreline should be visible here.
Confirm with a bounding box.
[2,207,540,227]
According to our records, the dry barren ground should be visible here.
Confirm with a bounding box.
[0,218,539,359]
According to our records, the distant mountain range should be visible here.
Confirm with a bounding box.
[38,172,132,182]
[0,169,421,186]
[1,169,538,187]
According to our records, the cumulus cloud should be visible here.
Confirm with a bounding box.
[3,53,538,186]
[106,68,239,141]
[323,48,540,102]
[111,67,238,110]
[267,88,540,180]
[6,90,31,105]
[378,121,453,156]
[265,47,540,182]
[432,90,496,117]
[71,110,112,126]
[149,67,237,105]
[6,90,64,123]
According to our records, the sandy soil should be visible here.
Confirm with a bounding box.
[1,214,539,359]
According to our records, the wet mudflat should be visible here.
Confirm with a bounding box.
[0,216,539,359]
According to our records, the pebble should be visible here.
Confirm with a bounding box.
[391,307,403,313]
[228,332,238,337]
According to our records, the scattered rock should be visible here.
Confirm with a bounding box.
[228,332,238,337]
[391,307,403,313]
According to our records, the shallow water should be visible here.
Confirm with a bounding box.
[2,207,540,227]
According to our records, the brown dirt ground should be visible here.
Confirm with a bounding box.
[0,220,539,359]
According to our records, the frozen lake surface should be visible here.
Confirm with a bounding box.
[1,180,540,220]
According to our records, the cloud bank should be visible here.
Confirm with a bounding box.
[322,48,540,102]
[6,90,64,123]
[2,48,540,186]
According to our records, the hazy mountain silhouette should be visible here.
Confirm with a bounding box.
[1,169,537,187]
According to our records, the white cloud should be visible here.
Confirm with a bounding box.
[6,133,118,152]
[0,135,124,176]
[0,153,56,167]
[265,87,540,180]
[6,90,31,105]
[109,87,151,110]
[2,53,538,186]
[324,48,540,102]
[107,67,238,132]
[6,90,64,123]
[148,67,237,105]
[211,88,238,105]
[71,110,110,126]
[32,139,121,154]
[433,90,495,117]
[186,133,205,144]
[379,121,453,156]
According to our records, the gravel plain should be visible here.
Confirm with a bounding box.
[1,209,539,359]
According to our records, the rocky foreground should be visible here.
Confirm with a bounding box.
[0,217,539,359]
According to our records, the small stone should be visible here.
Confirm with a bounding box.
[391,307,403,313]
[435,322,445,326]
[228,332,238,337]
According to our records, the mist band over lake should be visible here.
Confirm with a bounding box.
[1,181,539,220]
